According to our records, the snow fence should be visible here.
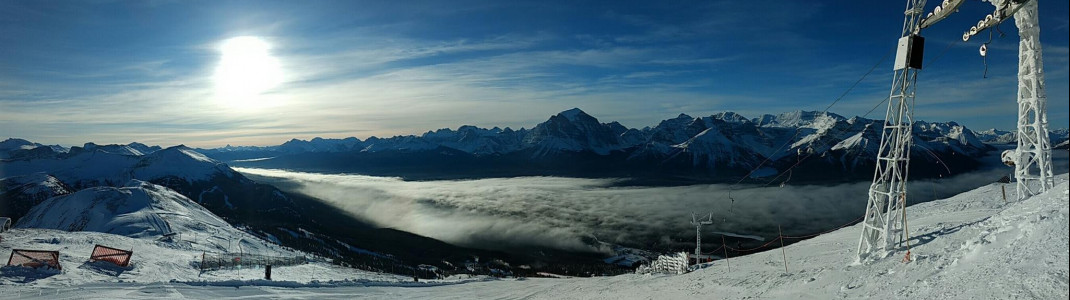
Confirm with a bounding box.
[199,252,307,271]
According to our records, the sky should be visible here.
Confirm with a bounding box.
[1,0,1067,148]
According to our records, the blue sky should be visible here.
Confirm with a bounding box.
[1,0,1067,147]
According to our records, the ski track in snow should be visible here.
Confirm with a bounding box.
[2,175,1068,299]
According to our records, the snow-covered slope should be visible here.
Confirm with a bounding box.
[18,180,232,239]
[0,173,70,201]
[3,173,1065,299]
[0,180,411,288]
[3,142,503,279]
[397,174,1064,300]
[0,228,406,287]
[0,173,73,225]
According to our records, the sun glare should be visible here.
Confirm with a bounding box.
[214,36,283,109]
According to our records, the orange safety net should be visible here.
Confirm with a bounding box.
[7,249,61,270]
[89,244,132,267]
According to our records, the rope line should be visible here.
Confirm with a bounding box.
[781,216,865,240]
[725,237,782,253]
[698,244,725,256]
[712,215,866,255]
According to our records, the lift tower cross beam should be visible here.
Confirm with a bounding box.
[857,0,927,261]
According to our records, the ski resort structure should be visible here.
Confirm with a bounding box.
[858,0,1054,260]
[690,213,714,264]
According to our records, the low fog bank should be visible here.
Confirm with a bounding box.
[235,150,1068,255]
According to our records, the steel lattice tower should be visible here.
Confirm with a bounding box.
[857,0,927,260]
[858,0,1052,261]
[1009,0,1054,200]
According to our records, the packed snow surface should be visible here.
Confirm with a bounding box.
[2,174,1066,299]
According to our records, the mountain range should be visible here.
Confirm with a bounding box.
[0,141,524,274]
[1,107,1064,277]
[199,108,1002,183]
[974,128,1070,146]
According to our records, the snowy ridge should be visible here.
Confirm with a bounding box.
[0,173,74,224]
[0,138,68,160]
[975,128,1070,145]
[2,145,236,187]
[0,173,69,197]
[199,109,994,177]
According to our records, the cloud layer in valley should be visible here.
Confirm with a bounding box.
[233,151,1067,254]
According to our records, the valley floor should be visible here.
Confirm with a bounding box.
[3,175,1068,299]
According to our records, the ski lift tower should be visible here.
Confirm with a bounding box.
[691,212,713,264]
[858,0,1052,261]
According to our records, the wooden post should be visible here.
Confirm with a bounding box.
[901,194,912,263]
[779,225,788,273]
[1001,185,1007,203]
[721,235,730,273]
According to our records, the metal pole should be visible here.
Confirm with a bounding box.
[238,238,244,279]
[779,225,788,273]
[721,235,730,273]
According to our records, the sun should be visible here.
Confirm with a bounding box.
[213,36,283,109]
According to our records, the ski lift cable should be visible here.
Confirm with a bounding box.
[982,30,993,78]
[914,143,953,175]
[755,36,964,188]
[706,34,967,252]
[758,95,891,188]
[728,46,896,191]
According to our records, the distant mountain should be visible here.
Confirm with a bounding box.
[975,128,1069,145]
[0,173,73,223]
[202,109,996,183]
[0,138,68,160]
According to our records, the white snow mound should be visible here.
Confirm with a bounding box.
[16,180,228,239]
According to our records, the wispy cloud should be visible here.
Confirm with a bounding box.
[1,0,1066,147]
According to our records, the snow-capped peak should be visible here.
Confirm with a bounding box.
[558,108,590,122]
[0,138,68,159]
[711,112,750,124]
[0,138,38,151]
[132,146,234,182]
